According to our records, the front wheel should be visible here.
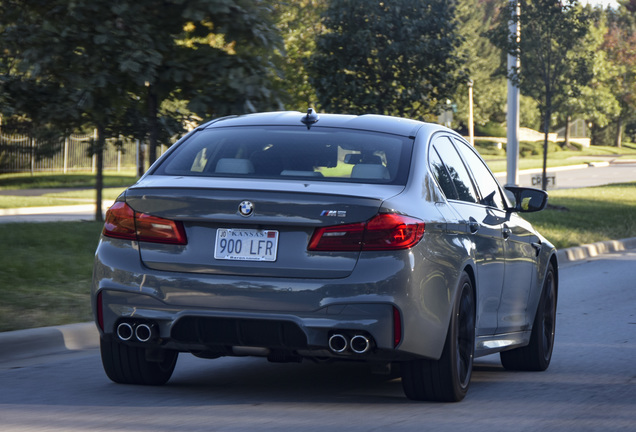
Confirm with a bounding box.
[100,337,178,385]
[401,272,476,402]
[500,263,557,371]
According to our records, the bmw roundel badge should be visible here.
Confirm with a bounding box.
[238,201,254,217]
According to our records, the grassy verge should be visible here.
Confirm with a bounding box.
[0,171,135,208]
[480,142,636,173]
[0,170,137,190]
[0,221,103,332]
[0,188,126,209]
[523,182,636,249]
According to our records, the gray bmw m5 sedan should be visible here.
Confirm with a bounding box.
[92,110,558,402]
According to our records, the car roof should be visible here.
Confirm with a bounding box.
[200,111,438,138]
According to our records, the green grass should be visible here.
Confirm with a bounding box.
[0,170,137,190]
[481,142,636,173]
[0,171,135,208]
[0,221,103,332]
[523,182,636,249]
[0,188,126,209]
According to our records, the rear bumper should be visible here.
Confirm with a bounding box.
[98,288,411,361]
[92,236,458,361]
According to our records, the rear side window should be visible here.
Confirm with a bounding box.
[452,138,507,210]
[153,126,412,185]
[430,137,478,203]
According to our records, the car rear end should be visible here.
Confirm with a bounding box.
[93,112,447,368]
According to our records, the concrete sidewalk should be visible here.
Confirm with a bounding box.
[1,236,635,365]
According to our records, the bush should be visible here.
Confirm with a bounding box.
[475,122,507,137]
[518,141,561,157]
[474,140,505,156]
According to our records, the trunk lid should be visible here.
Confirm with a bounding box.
[125,176,404,278]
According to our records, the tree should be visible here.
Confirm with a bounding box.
[603,2,636,147]
[492,0,593,190]
[273,0,327,110]
[309,0,466,119]
[1,0,283,220]
[559,6,620,147]
[452,0,508,130]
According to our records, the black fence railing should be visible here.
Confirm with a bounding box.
[0,130,139,174]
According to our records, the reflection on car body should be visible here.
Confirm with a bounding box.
[92,110,558,402]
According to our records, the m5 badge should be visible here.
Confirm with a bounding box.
[321,210,347,217]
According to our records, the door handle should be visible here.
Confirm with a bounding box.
[531,241,542,256]
[468,218,479,234]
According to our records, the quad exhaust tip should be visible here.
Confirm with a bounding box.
[135,323,153,342]
[116,322,134,341]
[328,334,348,353]
[328,333,372,354]
[350,335,371,354]
[116,321,156,343]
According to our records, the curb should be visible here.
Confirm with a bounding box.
[0,322,98,364]
[557,236,636,263]
[1,237,635,364]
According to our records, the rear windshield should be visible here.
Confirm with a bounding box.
[153,126,412,185]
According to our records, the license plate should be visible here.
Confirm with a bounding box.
[214,228,279,262]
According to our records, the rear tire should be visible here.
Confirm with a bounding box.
[401,272,475,402]
[500,263,557,371]
[100,337,178,385]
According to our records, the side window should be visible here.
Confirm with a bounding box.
[429,146,459,200]
[431,137,478,204]
[452,138,506,210]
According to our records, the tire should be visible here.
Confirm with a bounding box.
[401,272,476,402]
[100,337,178,385]
[500,263,557,371]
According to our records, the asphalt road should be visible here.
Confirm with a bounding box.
[493,161,636,190]
[0,249,634,432]
[519,162,636,190]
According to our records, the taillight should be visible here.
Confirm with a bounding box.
[102,201,136,240]
[135,213,187,244]
[308,213,425,251]
[103,202,187,245]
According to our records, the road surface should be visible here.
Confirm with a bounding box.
[0,249,634,431]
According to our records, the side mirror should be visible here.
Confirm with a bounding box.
[504,186,548,213]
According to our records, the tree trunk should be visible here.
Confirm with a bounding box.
[615,117,623,148]
[94,124,105,222]
[564,114,571,148]
[541,108,551,192]
[137,139,146,177]
[147,85,159,166]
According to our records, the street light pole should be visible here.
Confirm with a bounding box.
[506,0,520,187]
[468,80,474,146]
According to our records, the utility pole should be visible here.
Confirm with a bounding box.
[468,80,475,146]
[506,0,520,187]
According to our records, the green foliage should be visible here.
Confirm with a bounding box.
[518,140,562,157]
[310,0,466,119]
[452,0,507,128]
[475,122,507,137]
[273,0,327,110]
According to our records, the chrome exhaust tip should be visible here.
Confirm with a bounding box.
[350,335,371,354]
[116,322,133,341]
[328,334,348,353]
[135,323,154,342]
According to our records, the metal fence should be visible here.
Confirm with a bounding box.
[0,129,138,174]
